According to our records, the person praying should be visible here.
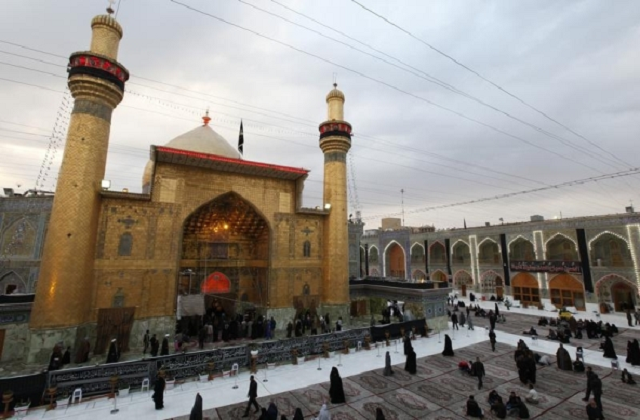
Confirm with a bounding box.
[621,368,636,385]
[466,395,483,418]
[189,393,203,420]
[329,367,346,404]
[292,408,304,420]
[375,407,386,420]
[383,351,394,376]
[317,403,331,420]
[442,334,454,356]
[61,346,71,366]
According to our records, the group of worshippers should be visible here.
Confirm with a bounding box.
[291,312,334,337]
[142,331,171,357]
[514,340,537,385]
[47,337,92,371]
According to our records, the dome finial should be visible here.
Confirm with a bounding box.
[203,108,211,126]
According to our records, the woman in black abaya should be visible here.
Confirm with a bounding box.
[403,334,413,355]
[383,351,394,376]
[626,339,640,365]
[152,373,166,410]
[329,367,346,404]
[106,339,119,364]
[405,349,417,374]
[442,334,454,357]
[602,336,617,359]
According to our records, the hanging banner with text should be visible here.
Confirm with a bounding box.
[510,260,582,273]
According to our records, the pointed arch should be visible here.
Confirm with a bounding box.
[429,241,446,264]
[384,240,406,278]
[545,233,578,261]
[431,269,448,282]
[1,218,37,257]
[509,236,535,261]
[0,271,27,295]
[368,245,379,264]
[595,274,638,311]
[410,242,425,263]
[412,269,427,281]
[478,239,501,265]
[589,231,631,267]
[480,270,504,296]
[451,240,471,265]
[453,269,473,286]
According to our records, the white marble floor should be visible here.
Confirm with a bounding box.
[18,313,640,420]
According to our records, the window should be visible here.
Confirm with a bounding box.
[118,233,133,256]
[303,241,311,257]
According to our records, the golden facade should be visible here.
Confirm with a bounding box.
[27,12,351,362]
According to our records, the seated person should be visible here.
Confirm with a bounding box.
[490,295,496,301]
[523,327,538,336]
[490,397,507,419]
[524,384,539,405]
[466,395,484,419]
[478,309,487,318]
[611,324,619,334]
[517,398,531,419]
[575,329,583,339]
[537,354,552,366]
[549,318,558,327]
[487,390,502,406]
[573,360,585,373]
[558,330,571,344]
[547,329,558,340]
[622,368,636,385]
[506,392,519,415]
[458,360,472,374]
[538,317,548,327]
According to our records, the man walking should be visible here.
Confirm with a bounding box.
[472,357,485,390]
[242,375,260,417]
[489,329,496,352]
[451,312,459,330]
[143,330,150,354]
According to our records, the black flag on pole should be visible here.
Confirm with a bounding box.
[238,120,244,155]
[464,219,467,229]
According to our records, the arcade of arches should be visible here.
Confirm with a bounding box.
[386,243,405,278]
[549,274,585,310]
[512,273,540,308]
[180,192,269,316]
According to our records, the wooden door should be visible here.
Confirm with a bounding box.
[613,285,631,312]
[496,286,504,299]
[461,284,467,297]
[95,307,136,355]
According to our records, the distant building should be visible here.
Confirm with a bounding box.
[359,213,640,313]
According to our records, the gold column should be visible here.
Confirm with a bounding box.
[319,84,351,304]
[30,14,128,329]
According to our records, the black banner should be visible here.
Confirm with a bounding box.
[510,260,582,273]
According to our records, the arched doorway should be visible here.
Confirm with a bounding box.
[454,270,473,297]
[481,271,503,298]
[181,192,270,319]
[412,270,427,282]
[385,242,406,278]
[431,270,447,282]
[549,274,585,310]
[612,282,636,312]
[512,273,540,307]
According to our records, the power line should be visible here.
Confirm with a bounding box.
[349,0,633,169]
[363,167,640,221]
[167,0,605,174]
[238,0,625,171]
[0,40,603,188]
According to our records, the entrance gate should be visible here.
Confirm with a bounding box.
[95,307,136,355]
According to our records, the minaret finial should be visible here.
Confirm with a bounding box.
[203,108,211,126]
[107,0,116,15]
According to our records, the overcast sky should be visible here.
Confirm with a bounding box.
[1,0,639,229]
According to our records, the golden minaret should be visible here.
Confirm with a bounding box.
[29,11,128,339]
[319,84,352,305]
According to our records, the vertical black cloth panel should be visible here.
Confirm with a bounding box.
[364,244,369,277]
[576,229,593,292]
[424,240,429,276]
[500,234,510,286]
[445,238,452,279]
